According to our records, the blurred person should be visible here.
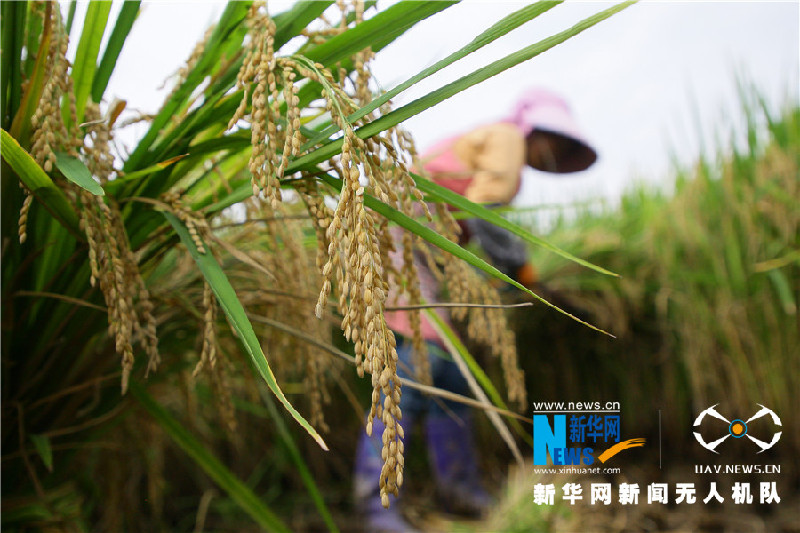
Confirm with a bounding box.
[354,88,597,532]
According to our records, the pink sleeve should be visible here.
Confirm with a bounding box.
[384,224,450,344]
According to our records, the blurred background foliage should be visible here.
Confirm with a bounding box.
[494,94,798,532]
[517,94,798,456]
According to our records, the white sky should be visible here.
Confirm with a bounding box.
[80,1,799,215]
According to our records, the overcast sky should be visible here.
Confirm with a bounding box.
[85,1,799,214]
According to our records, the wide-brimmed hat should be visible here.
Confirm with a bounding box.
[508,88,597,173]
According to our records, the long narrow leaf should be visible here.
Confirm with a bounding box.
[29,434,54,472]
[259,390,340,533]
[70,1,112,124]
[124,2,250,171]
[768,269,796,315]
[9,3,52,146]
[190,1,334,129]
[203,179,252,214]
[163,212,329,450]
[412,172,617,276]
[273,0,334,47]
[304,1,456,67]
[301,1,560,151]
[319,173,614,337]
[130,383,291,533]
[144,89,232,170]
[65,0,78,35]
[1,2,26,126]
[1,129,81,238]
[23,3,45,81]
[291,1,453,116]
[291,1,455,123]
[424,308,524,466]
[102,154,187,195]
[11,3,27,117]
[125,1,331,180]
[92,1,140,102]
[289,1,636,172]
[422,311,532,445]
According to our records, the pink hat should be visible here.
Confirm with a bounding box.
[508,88,597,173]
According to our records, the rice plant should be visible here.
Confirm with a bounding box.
[1,1,632,530]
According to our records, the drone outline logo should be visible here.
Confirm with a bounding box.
[693,404,782,454]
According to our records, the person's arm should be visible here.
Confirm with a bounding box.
[457,124,537,286]
[459,123,525,206]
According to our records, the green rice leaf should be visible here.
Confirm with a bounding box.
[124,2,250,170]
[191,1,333,118]
[143,89,234,172]
[65,1,78,35]
[23,3,44,81]
[301,1,559,151]
[273,0,334,47]
[423,308,525,463]
[71,1,112,124]
[0,129,81,237]
[54,152,104,196]
[103,154,188,195]
[92,1,140,103]
[1,1,26,127]
[289,1,636,171]
[290,1,451,113]
[422,310,532,445]
[412,172,617,277]
[9,3,51,146]
[0,502,54,525]
[260,392,340,533]
[305,1,456,66]
[163,212,329,450]
[130,383,291,533]
[319,173,613,337]
[30,434,53,472]
[768,269,797,315]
